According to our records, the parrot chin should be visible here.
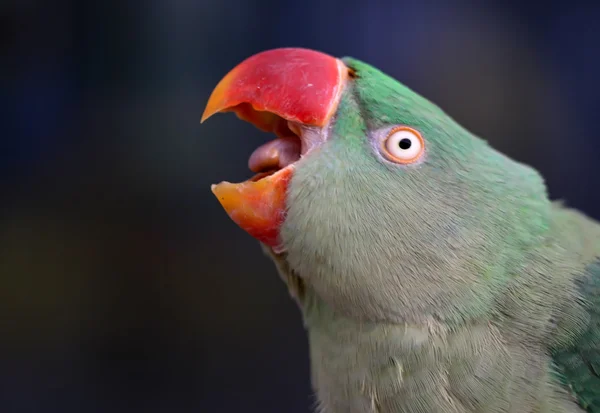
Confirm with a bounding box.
[202,48,349,251]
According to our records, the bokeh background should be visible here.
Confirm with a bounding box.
[2,1,600,412]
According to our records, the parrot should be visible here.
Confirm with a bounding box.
[201,48,600,412]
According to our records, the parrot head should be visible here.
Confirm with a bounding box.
[202,48,551,322]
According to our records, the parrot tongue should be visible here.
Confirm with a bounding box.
[248,135,302,175]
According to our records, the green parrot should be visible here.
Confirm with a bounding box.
[201,48,600,412]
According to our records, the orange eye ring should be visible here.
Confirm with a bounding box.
[380,126,425,164]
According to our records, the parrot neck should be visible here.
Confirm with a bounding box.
[291,208,600,413]
[299,284,464,412]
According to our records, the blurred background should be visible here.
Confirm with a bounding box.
[2,0,599,412]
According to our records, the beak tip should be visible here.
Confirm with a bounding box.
[201,103,218,124]
[210,183,221,196]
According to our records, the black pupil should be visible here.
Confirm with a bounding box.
[398,138,412,150]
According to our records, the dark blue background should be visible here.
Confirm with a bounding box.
[2,1,599,412]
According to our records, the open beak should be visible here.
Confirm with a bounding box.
[202,48,348,251]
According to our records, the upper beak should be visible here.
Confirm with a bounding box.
[202,48,348,129]
[202,48,348,251]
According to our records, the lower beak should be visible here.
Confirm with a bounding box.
[202,48,348,250]
[210,167,293,250]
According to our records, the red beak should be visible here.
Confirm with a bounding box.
[202,48,348,250]
[202,48,347,128]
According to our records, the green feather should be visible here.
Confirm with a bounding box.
[553,259,600,412]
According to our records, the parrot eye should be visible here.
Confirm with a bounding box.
[381,126,424,164]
